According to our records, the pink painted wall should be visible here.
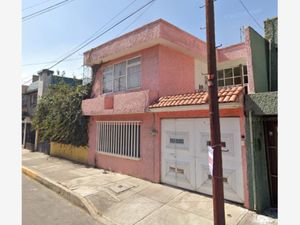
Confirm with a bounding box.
[158,45,195,97]
[84,19,207,66]
[244,27,255,94]
[217,43,247,62]
[88,113,161,182]
[84,44,195,114]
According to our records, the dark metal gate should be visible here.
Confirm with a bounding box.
[264,117,278,207]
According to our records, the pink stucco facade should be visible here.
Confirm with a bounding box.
[83,43,196,182]
[81,19,254,208]
[87,113,161,182]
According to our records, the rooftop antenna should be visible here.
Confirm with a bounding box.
[240,26,245,42]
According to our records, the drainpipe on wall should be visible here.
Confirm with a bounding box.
[249,110,257,210]
[269,39,272,91]
[23,121,27,148]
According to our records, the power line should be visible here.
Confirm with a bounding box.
[238,0,263,31]
[48,0,139,68]
[22,78,34,85]
[22,0,56,11]
[116,0,156,37]
[22,57,82,67]
[22,0,75,21]
[47,0,156,69]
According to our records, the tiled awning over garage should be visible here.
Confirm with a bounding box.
[149,85,244,109]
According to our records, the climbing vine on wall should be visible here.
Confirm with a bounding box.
[32,83,92,146]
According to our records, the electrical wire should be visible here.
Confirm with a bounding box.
[47,0,156,70]
[22,0,75,21]
[22,0,57,11]
[115,0,156,37]
[238,0,263,31]
[22,57,82,67]
[48,0,139,68]
[22,78,34,85]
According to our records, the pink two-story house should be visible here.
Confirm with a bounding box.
[82,19,262,209]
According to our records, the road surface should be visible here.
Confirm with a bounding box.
[22,174,104,225]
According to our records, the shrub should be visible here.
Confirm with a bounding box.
[32,83,91,146]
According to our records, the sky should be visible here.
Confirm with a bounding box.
[22,0,277,84]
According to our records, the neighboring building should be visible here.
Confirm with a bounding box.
[81,19,275,210]
[22,69,82,152]
[244,17,278,211]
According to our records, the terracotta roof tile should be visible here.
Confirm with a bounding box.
[229,94,237,102]
[149,85,244,108]
[223,96,231,102]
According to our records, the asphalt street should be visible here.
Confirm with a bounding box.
[22,174,104,225]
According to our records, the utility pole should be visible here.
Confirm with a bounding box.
[205,1,226,225]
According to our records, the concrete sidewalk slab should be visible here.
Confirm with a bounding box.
[135,205,213,225]
[22,149,277,225]
[103,194,163,225]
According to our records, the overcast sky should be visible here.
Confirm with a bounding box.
[22,0,277,84]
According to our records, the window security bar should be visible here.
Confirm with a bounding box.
[96,121,141,159]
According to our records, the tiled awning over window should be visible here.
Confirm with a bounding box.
[149,85,244,109]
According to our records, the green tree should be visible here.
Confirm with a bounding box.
[32,83,91,146]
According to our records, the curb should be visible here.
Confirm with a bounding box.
[22,166,116,225]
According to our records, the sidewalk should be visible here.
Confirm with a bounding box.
[22,149,277,225]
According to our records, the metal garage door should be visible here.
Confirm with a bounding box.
[161,118,244,203]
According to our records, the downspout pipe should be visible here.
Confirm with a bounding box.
[249,110,257,210]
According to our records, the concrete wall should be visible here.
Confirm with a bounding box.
[50,142,88,165]
[245,27,269,93]
[264,18,278,92]
[37,69,54,98]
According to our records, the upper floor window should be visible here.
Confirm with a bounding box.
[30,93,37,106]
[217,65,248,87]
[103,57,141,93]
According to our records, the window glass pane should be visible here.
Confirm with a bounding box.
[234,77,242,85]
[103,80,113,93]
[114,76,126,92]
[217,70,224,79]
[225,78,233,86]
[114,62,126,78]
[225,68,233,78]
[218,79,224,87]
[243,65,248,75]
[128,57,141,65]
[233,66,241,77]
[243,75,248,84]
[103,67,113,93]
[103,72,113,81]
[127,73,140,89]
[127,65,141,89]
[104,66,113,73]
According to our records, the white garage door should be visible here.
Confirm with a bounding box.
[161,118,244,203]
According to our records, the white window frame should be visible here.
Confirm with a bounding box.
[217,64,248,87]
[102,56,141,94]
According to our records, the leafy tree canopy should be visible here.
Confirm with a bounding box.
[32,83,91,146]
